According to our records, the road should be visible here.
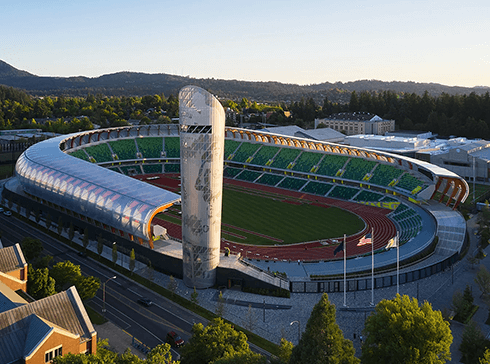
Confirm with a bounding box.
[0,213,199,356]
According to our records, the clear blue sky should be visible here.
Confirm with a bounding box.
[1,0,489,87]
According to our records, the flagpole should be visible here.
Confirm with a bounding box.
[396,231,400,295]
[371,227,374,306]
[343,234,346,307]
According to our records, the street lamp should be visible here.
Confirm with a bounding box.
[102,275,116,313]
[290,320,300,343]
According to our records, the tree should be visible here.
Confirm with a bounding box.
[20,236,44,262]
[74,275,101,301]
[112,243,118,265]
[57,216,64,236]
[50,261,82,291]
[45,213,52,230]
[129,248,135,274]
[276,338,293,364]
[459,320,490,364]
[82,227,89,251]
[361,294,452,364]
[97,236,104,256]
[476,265,490,298]
[146,343,179,364]
[216,290,225,317]
[243,304,257,332]
[27,265,56,299]
[191,286,199,305]
[480,349,490,364]
[212,352,267,364]
[68,222,75,241]
[168,275,177,297]
[290,293,359,364]
[180,318,253,364]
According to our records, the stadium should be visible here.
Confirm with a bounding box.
[4,100,468,293]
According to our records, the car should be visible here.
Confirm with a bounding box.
[137,297,153,307]
[0,207,4,213]
[3,210,12,216]
[166,331,184,348]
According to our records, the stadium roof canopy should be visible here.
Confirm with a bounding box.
[15,134,181,241]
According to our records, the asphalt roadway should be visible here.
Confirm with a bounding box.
[0,213,203,359]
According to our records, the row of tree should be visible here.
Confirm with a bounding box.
[48,292,479,364]
[2,84,490,140]
[21,236,100,301]
[0,85,179,131]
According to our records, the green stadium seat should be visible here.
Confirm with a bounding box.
[251,145,280,166]
[369,163,403,187]
[256,173,284,186]
[84,143,113,163]
[236,169,261,182]
[292,151,323,173]
[316,155,349,177]
[301,181,333,196]
[164,137,180,158]
[109,139,138,160]
[68,149,90,162]
[270,148,301,169]
[232,143,261,163]
[136,137,164,158]
[328,185,359,200]
[278,177,307,191]
[342,158,376,182]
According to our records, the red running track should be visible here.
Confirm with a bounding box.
[139,174,397,262]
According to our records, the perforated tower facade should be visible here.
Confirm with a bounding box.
[179,86,225,288]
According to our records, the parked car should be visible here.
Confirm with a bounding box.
[137,297,153,307]
[166,331,184,348]
[3,210,12,216]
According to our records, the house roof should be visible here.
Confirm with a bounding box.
[0,286,95,364]
[0,244,26,274]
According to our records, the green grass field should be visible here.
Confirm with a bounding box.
[222,188,364,245]
[159,186,364,246]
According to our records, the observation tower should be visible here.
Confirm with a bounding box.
[179,86,225,288]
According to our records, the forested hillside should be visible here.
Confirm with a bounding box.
[1,60,489,104]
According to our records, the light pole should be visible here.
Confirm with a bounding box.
[290,320,300,343]
[102,275,116,313]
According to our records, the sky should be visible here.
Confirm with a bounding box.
[1,0,489,87]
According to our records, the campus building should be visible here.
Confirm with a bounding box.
[0,245,97,363]
[315,112,395,135]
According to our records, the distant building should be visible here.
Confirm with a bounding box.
[345,132,490,183]
[315,112,395,135]
[262,125,345,143]
[0,244,97,363]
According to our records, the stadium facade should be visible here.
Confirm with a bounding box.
[3,90,470,291]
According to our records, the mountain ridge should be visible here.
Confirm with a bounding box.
[1,60,488,103]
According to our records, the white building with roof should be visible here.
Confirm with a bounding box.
[315,112,395,135]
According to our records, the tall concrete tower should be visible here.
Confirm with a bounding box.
[179,86,225,289]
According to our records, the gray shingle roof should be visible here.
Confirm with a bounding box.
[0,286,95,364]
[0,244,26,274]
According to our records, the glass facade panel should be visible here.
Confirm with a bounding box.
[15,134,180,241]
